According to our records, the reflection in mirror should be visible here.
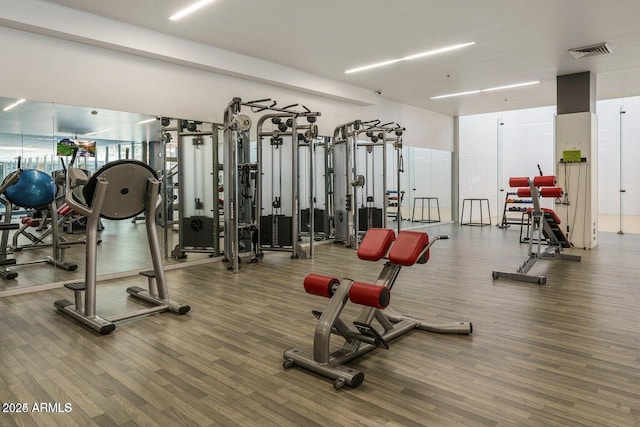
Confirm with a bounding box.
[0,97,181,294]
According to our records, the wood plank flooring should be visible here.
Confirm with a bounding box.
[1,223,640,426]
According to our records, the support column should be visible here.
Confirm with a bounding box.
[555,72,598,249]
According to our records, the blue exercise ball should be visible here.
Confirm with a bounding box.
[4,169,56,209]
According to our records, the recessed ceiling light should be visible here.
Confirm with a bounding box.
[3,99,26,112]
[345,42,475,74]
[169,0,217,21]
[430,80,540,99]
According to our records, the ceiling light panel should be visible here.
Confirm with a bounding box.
[430,81,540,100]
[3,99,26,112]
[170,0,217,21]
[345,42,475,74]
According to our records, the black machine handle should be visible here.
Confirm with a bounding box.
[69,146,79,167]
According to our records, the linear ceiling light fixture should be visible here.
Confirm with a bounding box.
[430,80,540,99]
[84,129,110,136]
[345,42,475,74]
[3,99,26,112]
[169,0,217,21]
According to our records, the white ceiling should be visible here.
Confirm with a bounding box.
[37,0,640,117]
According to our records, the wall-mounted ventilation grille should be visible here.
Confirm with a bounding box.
[568,42,611,59]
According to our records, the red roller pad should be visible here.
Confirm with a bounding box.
[304,274,339,298]
[57,203,74,216]
[517,188,532,198]
[541,208,562,225]
[388,231,430,266]
[509,177,529,188]
[349,282,390,309]
[540,187,563,198]
[357,228,395,261]
[533,175,557,187]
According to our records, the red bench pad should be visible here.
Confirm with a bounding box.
[357,228,395,261]
[20,217,41,227]
[57,203,74,216]
[388,231,430,266]
[525,207,561,225]
[349,282,390,309]
[541,208,561,225]
[304,274,339,298]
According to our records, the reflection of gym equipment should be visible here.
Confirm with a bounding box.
[332,120,405,248]
[11,203,86,251]
[385,189,405,222]
[160,119,223,259]
[0,165,78,280]
[55,158,190,334]
[492,175,581,285]
[223,98,321,273]
[283,228,472,389]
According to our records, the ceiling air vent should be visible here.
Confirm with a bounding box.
[568,42,611,59]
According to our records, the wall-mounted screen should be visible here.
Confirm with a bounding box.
[57,138,96,157]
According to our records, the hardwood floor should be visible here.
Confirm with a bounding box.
[1,223,639,426]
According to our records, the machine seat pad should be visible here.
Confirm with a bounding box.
[349,282,390,309]
[304,274,340,298]
[21,217,41,227]
[388,231,430,266]
[526,207,561,225]
[357,228,395,261]
[57,203,74,216]
[541,208,561,225]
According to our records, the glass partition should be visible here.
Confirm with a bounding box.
[459,107,556,226]
[598,97,640,233]
[405,146,453,223]
[460,98,640,233]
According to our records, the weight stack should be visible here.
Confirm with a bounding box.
[182,216,214,248]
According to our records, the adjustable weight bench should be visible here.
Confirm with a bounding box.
[492,175,581,285]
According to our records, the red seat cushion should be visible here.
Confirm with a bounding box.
[21,217,41,227]
[57,203,74,216]
[357,228,395,261]
[388,231,430,266]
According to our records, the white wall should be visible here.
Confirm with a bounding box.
[0,24,451,150]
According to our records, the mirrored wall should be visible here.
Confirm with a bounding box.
[0,96,454,293]
[0,96,162,292]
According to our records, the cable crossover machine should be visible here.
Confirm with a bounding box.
[332,120,405,249]
[492,174,581,285]
[222,97,321,273]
